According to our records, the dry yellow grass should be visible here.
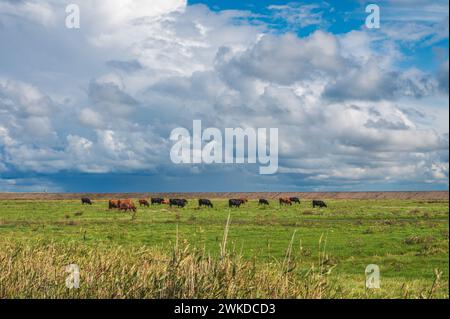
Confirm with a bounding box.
[0,241,338,299]
[0,235,444,299]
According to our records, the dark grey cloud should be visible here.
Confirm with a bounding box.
[216,31,348,86]
[106,60,143,73]
[323,64,438,102]
[364,119,410,130]
[400,107,427,119]
[437,60,449,94]
[88,81,138,106]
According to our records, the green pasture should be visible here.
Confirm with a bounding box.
[0,198,448,297]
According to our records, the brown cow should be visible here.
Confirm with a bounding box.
[119,199,135,210]
[139,199,150,207]
[161,199,170,205]
[119,201,137,212]
[279,198,292,206]
[109,200,120,209]
[238,198,248,204]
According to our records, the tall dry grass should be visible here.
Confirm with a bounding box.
[0,242,337,299]
[0,216,444,299]
[0,215,340,299]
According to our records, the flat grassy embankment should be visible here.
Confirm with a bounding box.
[0,197,448,298]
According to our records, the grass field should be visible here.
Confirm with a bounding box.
[0,196,448,298]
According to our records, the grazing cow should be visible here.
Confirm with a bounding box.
[161,199,170,205]
[169,199,187,208]
[279,198,292,206]
[119,199,135,209]
[108,200,120,209]
[259,199,269,205]
[312,200,327,208]
[151,198,164,205]
[81,197,92,205]
[289,197,301,204]
[238,198,248,204]
[229,199,243,208]
[119,202,137,212]
[199,199,213,208]
[139,199,150,207]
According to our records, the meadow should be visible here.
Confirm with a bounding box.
[0,197,448,298]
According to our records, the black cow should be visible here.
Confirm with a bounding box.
[199,199,213,208]
[289,197,301,204]
[229,199,243,208]
[312,200,327,208]
[170,199,187,208]
[259,199,269,205]
[81,197,92,205]
[151,198,164,205]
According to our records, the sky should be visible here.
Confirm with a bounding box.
[0,0,448,193]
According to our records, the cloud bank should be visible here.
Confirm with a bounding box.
[0,0,448,191]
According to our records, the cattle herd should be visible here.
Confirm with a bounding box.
[81,196,328,211]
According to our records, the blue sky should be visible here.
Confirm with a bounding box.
[0,0,448,192]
